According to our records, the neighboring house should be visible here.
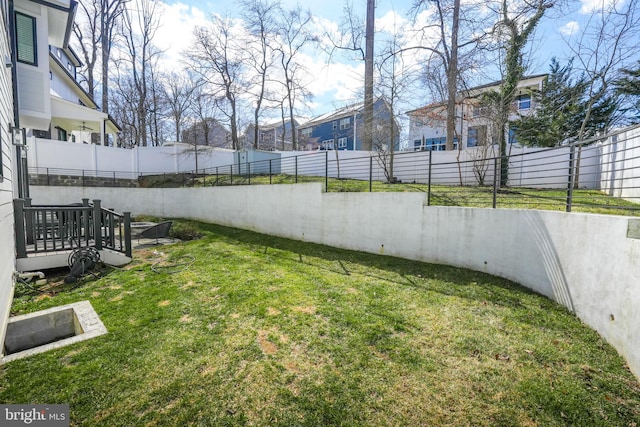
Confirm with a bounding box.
[406,74,547,151]
[298,98,400,151]
[14,0,120,146]
[244,119,299,151]
[181,118,231,148]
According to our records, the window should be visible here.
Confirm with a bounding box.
[517,94,531,110]
[56,126,67,141]
[15,12,37,65]
[414,140,422,151]
[300,128,312,138]
[332,121,337,130]
[338,137,347,149]
[467,126,487,147]
[339,117,350,130]
[321,139,334,150]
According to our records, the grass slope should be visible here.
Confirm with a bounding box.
[1,220,639,426]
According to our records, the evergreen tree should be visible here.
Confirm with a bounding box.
[515,59,617,146]
[615,61,640,122]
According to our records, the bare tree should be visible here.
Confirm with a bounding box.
[374,21,417,182]
[242,0,279,150]
[188,16,245,150]
[162,72,200,142]
[73,0,101,99]
[118,0,163,146]
[73,0,127,143]
[411,0,489,151]
[325,1,373,151]
[564,0,640,138]
[101,0,128,114]
[275,6,314,150]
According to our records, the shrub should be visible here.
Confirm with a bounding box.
[169,222,203,241]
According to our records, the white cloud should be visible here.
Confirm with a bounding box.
[579,0,618,13]
[559,21,580,36]
[155,2,210,68]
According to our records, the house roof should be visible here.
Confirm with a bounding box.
[300,100,365,129]
[300,98,390,129]
[406,74,548,117]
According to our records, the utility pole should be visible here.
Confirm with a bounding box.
[363,0,375,151]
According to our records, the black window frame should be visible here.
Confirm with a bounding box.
[15,11,37,66]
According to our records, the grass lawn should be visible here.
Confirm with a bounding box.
[1,220,639,426]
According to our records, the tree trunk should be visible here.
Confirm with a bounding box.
[363,0,375,151]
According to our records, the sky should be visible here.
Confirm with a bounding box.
[149,0,634,123]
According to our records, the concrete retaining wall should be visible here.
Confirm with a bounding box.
[30,184,640,379]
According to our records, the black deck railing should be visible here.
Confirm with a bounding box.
[13,198,132,259]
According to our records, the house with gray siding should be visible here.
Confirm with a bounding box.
[298,98,400,151]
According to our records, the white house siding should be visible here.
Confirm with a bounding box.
[0,11,16,355]
[15,1,52,130]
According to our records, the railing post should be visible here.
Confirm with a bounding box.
[230,165,233,185]
[567,144,576,212]
[113,171,116,186]
[325,150,329,192]
[24,198,34,244]
[13,199,27,258]
[93,199,103,250]
[427,151,432,206]
[493,157,498,209]
[124,212,132,258]
[82,170,85,187]
[248,162,251,185]
[216,167,219,186]
[295,156,298,183]
[269,159,272,184]
[369,157,373,192]
[82,199,90,245]
[46,167,50,186]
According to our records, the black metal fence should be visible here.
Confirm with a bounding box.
[28,126,640,215]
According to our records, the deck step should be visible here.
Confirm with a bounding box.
[17,248,131,272]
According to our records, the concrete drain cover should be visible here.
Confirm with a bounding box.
[1,301,107,364]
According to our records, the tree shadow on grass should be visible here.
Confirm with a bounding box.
[189,221,547,313]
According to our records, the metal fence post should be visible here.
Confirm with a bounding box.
[113,171,116,186]
[567,144,576,212]
[93,199,103,250]
[325,151,329,192]
[124,212,132,258]
[269,159,272,184]
[46,167,50,186]
[24,197,34,245]
[230,165,233,185]
[82,170,85,187]
[216,167,219,186]
[369,156,373,192]
[248,163,251,185]
[13,199,27,258]
[427,150,432,206]
[493,157,498,209]
[295,156,298,183]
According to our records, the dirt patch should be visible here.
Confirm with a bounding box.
[179,314,193,323]
[266,307,281,316]
[158,300,171,307]
[257,330,278,355]
[292,306,317,315]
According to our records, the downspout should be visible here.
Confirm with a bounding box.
[353,113,357,151]
[8,0,28,198]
